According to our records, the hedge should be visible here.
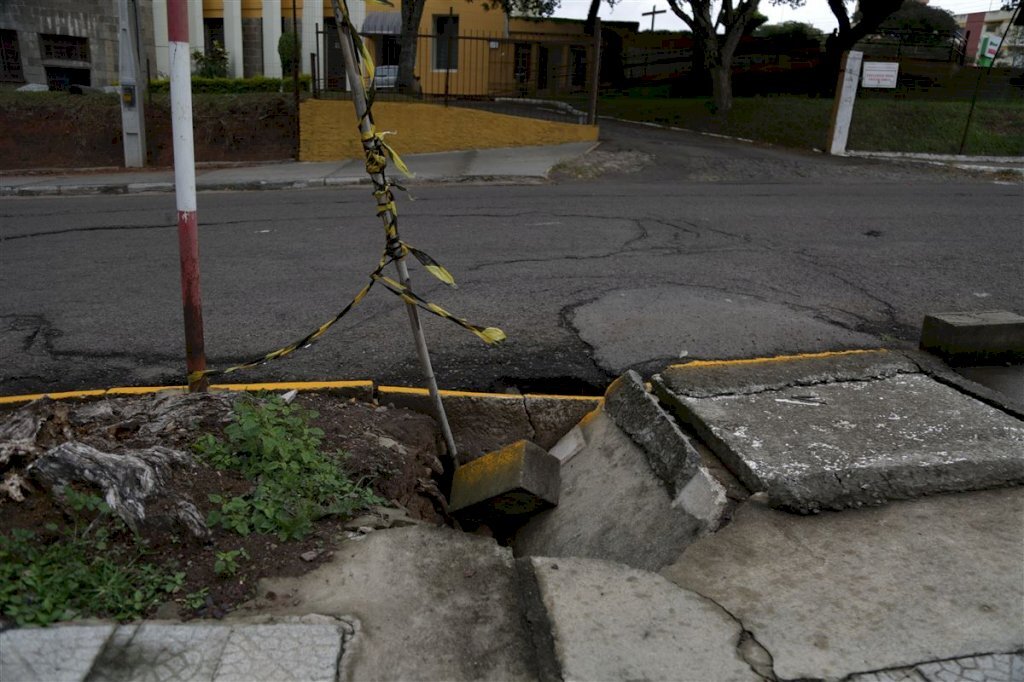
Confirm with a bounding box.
[148,75,312,93]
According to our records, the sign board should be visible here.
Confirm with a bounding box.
[862,61,899,88]
[984,35,1002,59]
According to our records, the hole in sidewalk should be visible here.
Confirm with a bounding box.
[489,376,606,397]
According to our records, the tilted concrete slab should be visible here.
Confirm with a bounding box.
[660,371,1024,512]
[661,488,1024,681]
[234,525,538,681]
[655,349,915,399]
[531,556,760,681]
[515,408,713,571]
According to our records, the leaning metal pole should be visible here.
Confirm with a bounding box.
[329,0,459,467]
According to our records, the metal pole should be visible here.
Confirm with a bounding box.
[167,0,208,392]
[587,18,601,125]
[292,0,300,158]
[329,0,459,466]
[444,8,453,107]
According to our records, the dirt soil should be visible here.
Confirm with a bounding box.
[0,391,447,625]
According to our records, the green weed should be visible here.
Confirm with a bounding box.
[195,396,381,541]
[0,491,184,626]
[214,549,249,577]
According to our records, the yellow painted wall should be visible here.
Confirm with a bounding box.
[300,100,596,161]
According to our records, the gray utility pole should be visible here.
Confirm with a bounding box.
[118,0,147,167]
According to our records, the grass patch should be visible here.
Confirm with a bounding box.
[585,89,1023,156]
[0,489,184,626]
[194,396,382,541]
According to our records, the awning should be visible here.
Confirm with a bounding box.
[362,12,401,35]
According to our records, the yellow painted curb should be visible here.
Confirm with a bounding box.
[1,381,601,406]
[378,385,604,402]
[667,349,886,371]
[0,380,374,406]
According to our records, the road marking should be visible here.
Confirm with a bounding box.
[667,349,886,371]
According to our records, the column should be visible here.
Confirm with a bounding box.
[224,0,244,77]
[301,0,319,75]
[188,0,205,55]
[153,0,170,76]
[262,0,282,77]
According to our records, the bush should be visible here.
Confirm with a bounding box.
[148,75,311,94]
[193,41,230,78]
[279,32,301,77]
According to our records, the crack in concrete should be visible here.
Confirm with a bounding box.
[683,586,778,681]
[840,649,1024,681]
[665,370,922,401]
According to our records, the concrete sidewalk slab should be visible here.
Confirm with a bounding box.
[0,618,352,682]
[661,488,1024,681]
[1,143,595,197]
[233,525,538,681]
[531,556,759,681]
[655,351,1024,512]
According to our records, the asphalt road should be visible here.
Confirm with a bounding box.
[2,120,1021,396]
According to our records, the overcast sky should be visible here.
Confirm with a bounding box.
[550,0,1004,32]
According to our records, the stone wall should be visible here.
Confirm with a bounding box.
[0,0,157,88]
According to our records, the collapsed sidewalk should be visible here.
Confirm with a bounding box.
[2,350,1022,681]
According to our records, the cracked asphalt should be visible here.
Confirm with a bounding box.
[2,120,1021,396]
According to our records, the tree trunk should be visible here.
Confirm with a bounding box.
[398,0,427,93]
[584,0,601,35]
[711,64,733,114]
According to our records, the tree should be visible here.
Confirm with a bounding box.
[877,0,958,41]
[396,0,560,92]
[278,32,300,78]
[193,41,229,78]
[823,0,902,74]
[755,20,824,43]
[665,0,777,113]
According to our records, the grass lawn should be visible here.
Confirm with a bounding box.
[588,87,1024,156]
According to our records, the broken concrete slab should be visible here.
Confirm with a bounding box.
[921,310,1024,363]
[449,440,560,520]
[655,349,914,399]
[661,372,1024,512]
[603,370,703,497]
[661,488,1024,681]
[234,525,538,681]
[531,556,760,681]
[514,408,710,571]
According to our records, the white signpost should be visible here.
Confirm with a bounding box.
[862,61,899,89]
[118,0,147,167]
[827,50,863,156]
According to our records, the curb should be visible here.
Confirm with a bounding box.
[0,379,602,407]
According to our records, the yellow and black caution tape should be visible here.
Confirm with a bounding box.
[189,3,504,386]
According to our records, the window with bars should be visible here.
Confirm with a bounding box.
[39,34,89,62]
[1,30,24,82]
[433,15,459,70]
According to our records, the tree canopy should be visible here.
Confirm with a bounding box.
[754,20,825,42]
[876,0,959,36]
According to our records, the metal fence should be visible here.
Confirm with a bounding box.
[311,26,598,123]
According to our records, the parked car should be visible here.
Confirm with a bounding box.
[374,65,398,89]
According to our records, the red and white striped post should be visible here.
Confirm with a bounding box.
[167,0,208,391]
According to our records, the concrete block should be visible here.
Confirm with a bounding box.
[0,624,114,682]
[661,488,1024,680]
[548,424,585,463]
[662,373,1024,513]
[449,440,560,519]
[515,409,707,571]
[603,370,702,497]
[655,349,914,399]
[672,466,729,531]
[921,310,1024,363]
[531,557,759,681]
